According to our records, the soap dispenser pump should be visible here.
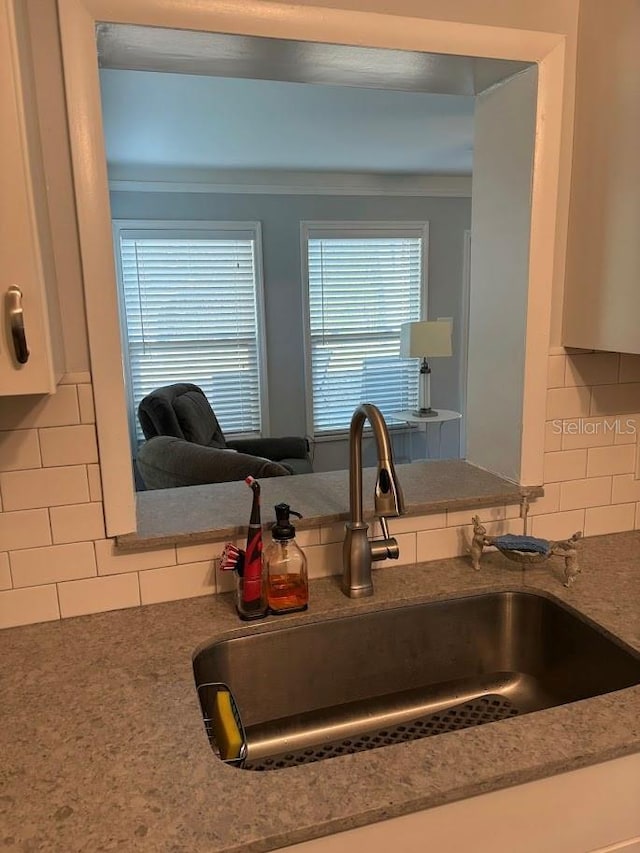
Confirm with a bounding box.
[265,503,308,614]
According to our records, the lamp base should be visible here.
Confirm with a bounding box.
[412,407,440,419]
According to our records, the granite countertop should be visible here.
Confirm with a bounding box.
[123,459,542,548]
[1,532,639,852]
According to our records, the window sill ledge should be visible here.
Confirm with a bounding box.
[117,459,543,551]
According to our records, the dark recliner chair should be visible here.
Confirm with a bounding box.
[135,383,312,490]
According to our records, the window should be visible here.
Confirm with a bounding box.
[113,221,267,442]
[302,222,428,435]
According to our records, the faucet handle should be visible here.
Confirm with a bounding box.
[370,516,400,563]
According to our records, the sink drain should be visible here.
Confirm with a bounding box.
[244,694,520,771]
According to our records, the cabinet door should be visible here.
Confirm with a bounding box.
[563,0,640,353]
[0,0,60,394]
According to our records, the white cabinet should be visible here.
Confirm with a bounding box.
[563,0,640,354]
[0,0,62,395]
[284,753,640,853]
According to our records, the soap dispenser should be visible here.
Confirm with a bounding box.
[265,503,308,614]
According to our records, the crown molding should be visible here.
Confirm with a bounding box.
[108,167,472,197]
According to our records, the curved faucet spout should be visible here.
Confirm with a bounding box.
[343,403,406,598]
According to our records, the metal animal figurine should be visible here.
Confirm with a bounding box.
[470,515,582,587]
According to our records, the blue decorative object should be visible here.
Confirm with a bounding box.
[490,534,551,556]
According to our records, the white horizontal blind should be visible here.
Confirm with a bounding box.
[306,226,425,434]
[117,226,263,440]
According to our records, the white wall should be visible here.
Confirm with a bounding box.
[109,190,471,467]
[466,67,538,482]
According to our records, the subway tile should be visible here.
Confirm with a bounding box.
[584,503,636,537]
[319,521,346,544]
[547,355,566,389]
[558,417,617,450]
[0,429,40,472]
[0,585,60,629]
[0,553,10,590]
[614,415,640,444]
[49,502,105,544]
[543,449,587,483]
[39,424,98,467]
[586,444,636,478]
[619,355,640,383]
[546,386,591,420]
[375,531,416,568]
[564,352,619,387]
[505,503,522,519]
[290,527,320,548]
[611,474,640,505]
[483,518,523,537]
[87,464,102,501]
[447,505,507,528]
[321,513,447,544]
[387,512,447,534]
[0,385,79,430]
[58,573,140,618]
[590,383,640,416]
[1,466,89,511]
[0,508,51,551]
[95,539,176,575]
[303,541,342,579]
[10,541,96,588]
[527,483,561,517]
[416,525,468,562]
[77,384,96,424]
[177,541,224,564]
[544,420,562,452]
[139,560,216,605]
[559,476,612,511]
[530,509,585,540]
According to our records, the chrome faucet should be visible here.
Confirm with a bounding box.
[342,403,406,598]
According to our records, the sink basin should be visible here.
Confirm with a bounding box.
[193,591,640,770]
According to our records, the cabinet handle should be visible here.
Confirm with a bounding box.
[6,286,30,365]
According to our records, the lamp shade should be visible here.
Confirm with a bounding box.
[400,319,453,359]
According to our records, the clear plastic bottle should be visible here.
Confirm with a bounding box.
[265,503,308,614]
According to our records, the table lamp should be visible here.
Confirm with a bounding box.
[399,319,453,417]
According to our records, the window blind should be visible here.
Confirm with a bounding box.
[306,230,424,434]
[117,228,263,441]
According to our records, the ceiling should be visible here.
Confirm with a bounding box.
[97,25,531,177]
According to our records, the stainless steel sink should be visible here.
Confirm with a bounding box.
[193,591,640,770]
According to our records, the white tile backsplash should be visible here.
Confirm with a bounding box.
[0,508,52,551]
[1,466,89,511]
[77,384,96,423]
[10,541,97,588]
[58,573,140,618]
[0,362,639,628]
[0,585,60,629]
[95,539,176,575]
[49,502,105,544]
[39,424,98,467]
[0,553,11,590]
[139,560,216,605]
[0,429,41,472]
[0,385,79,430]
